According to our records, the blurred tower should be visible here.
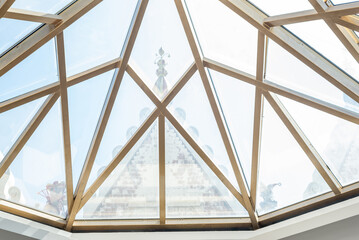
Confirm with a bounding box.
[153,47,170,99]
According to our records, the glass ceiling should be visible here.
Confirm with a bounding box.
[0,0,358,232]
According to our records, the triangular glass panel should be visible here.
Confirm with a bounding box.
[266,39,359,114]
[165,119,248,218]
[0,100,67,218]
[0,19,40,55]
[85,72,155,190]
[129,0,193,100]
[0,97,46,162]
[256,99,330,215]
[286,20,359,82]
[279,95,359,186]
[248,0,312,16]
[210,69,255,187]
[168,71,241,190]
[185,0,257,75]
[0,39,58,102]
[64,0,138,76]
[68,70,114,191]
[77,120,159,219]
[12,0,73,13]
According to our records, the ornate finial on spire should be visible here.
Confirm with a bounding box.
[153,47,170,98]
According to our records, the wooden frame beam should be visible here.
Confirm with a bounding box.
[0,58,120,114]
[78,62,245,213]
[309,0,359,64]
[56,32,74,211]
[0,93,59,178]
[175,0,259,229]
[159,114,166,224]
[263,1,359,27]
[221,0,359,104]
[77,63,196,211]
[0,200,66,229]
[65,0,149,231]
[72,218,252,231]
[264,91,342,195]
[204,58,359,125]
[0,0,102,77]
[334,15,359,32]
[250,31,266,209]
[0,0,14,18]
[4,8,62,24]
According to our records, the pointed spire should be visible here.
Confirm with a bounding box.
[153,47,170,98]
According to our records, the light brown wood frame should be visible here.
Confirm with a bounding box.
[0,58,120,114]
[56,32,74,211]
[264,91,342,195]
[308,0,359,64]
[174,0,259,229]
[263,1,359,27]
[221,0,359,104]
[0,0,102,76]
[250,31,266,209]
[65,0,149,231]
[334,15,359,33]
[0,0,15,18]
[4,8,62,24]
[0,0,359,233]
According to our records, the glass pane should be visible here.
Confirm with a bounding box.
[168,71,241,190]
[129,0,193,100]
[266,39,359,113]
[77,120,159,219]
[279,96,359,186]
[165,119,248,218]
[85,72,155,190]
[210,69,255,186]
[0,97,46,162]
[0,100,67,218]
[64,0,137,76]
[257,99,330,215]
[248,0,313,16]
[185,0,257,75]
[0,39,58,102]
[0,19,40,55]
[68,70,114,191]
[286,20,359,82]
[12,0,73,14]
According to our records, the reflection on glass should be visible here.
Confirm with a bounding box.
[64,0,137,76]
[185,0,257,75]
[12,0,73,14]
[287,20,359,82]
[168,72,240,190]
[0,39,58,102]
[266,40,359,114]
[279,96,359,186]
[78,120,159,219]
[85,73,155,190]
[165,120,248,218]
[0,19,40,55]
[0,97,45,161]
[257,99,330,215]
[248,0,313,15]
[210,69,255,186]
[129,0,193,100]
[0,100,67,218]
[68,70,113,191]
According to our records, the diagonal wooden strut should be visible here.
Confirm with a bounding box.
[65,0,149,231]
[174,0,259,229]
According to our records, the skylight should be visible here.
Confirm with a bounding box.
[0,0,358,232]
